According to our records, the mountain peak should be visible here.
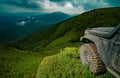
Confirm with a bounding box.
[50,11,68,15]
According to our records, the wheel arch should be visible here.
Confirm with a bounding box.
[81,36,109,67]
[81,37,95,43]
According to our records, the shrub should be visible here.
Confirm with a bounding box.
[36,47,114,78]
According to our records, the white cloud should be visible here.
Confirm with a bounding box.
[38,0,109,14]
[16,21,26,26]
[40,0,85,14]
[87,0,109,7]
[64,2,73,9]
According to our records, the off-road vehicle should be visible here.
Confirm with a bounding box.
[80,24,120,78]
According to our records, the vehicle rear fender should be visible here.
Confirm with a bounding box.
[81,34,111,66]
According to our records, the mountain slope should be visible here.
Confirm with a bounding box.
[0,45,46,78]
[0,12,72,44]
[34,12,72,25]
[17,12,72,26]
[13,7,120,52]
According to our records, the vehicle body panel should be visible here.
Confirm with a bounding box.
[80,24,120,74]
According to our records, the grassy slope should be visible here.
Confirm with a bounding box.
[13,7,120,53]
[0,46,47,78]
[36,47,115,78]
[0,46,115,78]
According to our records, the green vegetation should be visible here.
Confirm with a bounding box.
[0,46,115,78]
[36,47,115,78]
[1,7,120,78]
[0,46,46,78]
[13,7,120,52]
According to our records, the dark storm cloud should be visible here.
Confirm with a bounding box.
[4,0,40,9]
[0,0,119,14]
[0,0,44,13]
[106,0,120,6]
[83,3,97,10]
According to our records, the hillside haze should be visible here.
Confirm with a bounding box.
[0,12,72,44]
[13,7,120,52]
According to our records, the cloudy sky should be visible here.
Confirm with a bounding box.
[0,0,120,14]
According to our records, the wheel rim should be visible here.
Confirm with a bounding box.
[86,53,94,71]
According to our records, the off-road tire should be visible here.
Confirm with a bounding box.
[80,43,106,75]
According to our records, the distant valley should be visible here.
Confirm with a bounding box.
[0,12,73,44]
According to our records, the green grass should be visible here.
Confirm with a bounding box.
[36,47,115,78]
[0,46,115,78]
[0,46,46,78]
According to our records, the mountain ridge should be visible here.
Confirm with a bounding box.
[12,7,120,52]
